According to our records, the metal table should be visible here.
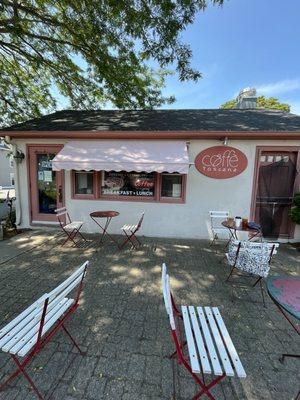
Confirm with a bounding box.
[221,220,261,241]
[90,211,119,246]
[267,276,300,362]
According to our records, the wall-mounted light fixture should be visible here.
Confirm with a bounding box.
[223,136,228,146]
[14,150,25,164]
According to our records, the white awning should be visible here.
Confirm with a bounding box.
[52,140,189,173]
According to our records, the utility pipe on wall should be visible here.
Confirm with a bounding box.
[4,136,22,226]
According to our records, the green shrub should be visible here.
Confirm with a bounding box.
[290,193,300,225]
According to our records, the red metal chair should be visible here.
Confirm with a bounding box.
[225,240,279,306]
[162,263,246,400]
[119,212,144,249]
[55,207,86,247]
[0,261,89,400]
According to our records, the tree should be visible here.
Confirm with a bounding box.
[220,96,290,112]
[0,0,224,126]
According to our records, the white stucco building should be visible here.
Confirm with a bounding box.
[1,104,300,242]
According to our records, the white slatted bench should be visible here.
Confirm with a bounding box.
[55,207,86,247]
[0,260,89,400]
[162,263,246,400]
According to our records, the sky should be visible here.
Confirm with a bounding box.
[161,0,300,114]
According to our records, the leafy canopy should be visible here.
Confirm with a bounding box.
[220,96,290,112]
[0,0,223,126]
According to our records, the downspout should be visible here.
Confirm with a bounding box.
[4,136,22,226]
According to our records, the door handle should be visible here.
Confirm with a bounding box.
[58,186,63,203]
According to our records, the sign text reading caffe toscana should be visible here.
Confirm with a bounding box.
[195,146,248,179]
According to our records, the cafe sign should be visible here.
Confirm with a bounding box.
[195,146,248,179]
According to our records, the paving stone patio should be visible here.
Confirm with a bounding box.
[0,231,299,400]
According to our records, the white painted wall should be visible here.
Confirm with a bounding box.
[12,138,300,241]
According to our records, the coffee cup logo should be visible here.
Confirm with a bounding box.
[195,146,248,179]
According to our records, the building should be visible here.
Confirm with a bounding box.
[0,139,14,188]
[1,95,300,242]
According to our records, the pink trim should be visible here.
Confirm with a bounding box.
[27,144,65,223]
[250,146,300,239]
[6,130,300,140]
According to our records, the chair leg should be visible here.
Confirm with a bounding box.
[259,279,266,308]
[209,234,217,247]
[225,266,236,282]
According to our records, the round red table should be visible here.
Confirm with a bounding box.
[267,275,300,395]
[90,211,119,245]
[221,220,261,241]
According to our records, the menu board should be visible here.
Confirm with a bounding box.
[101,171,155,197]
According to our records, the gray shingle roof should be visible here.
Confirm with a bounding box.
[2,109,300,132]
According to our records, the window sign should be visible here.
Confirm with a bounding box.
[43,170,53,182]
[101,171,155,197]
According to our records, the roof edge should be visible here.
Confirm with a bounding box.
[2,130,300,140]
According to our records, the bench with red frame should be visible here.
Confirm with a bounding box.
[162,263,246,400]
[0,260,89,400]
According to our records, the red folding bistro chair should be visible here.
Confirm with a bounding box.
[55,207,86,247]
[119,211,144,249]
[0,261,89,400]
[162,263,246,400]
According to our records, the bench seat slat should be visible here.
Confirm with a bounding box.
[196,307,223,376]
[212,308,246,378]
[204,307,234,377]
[188,306,211,374]
[2,298,71,353]
[0,294,48,342]
[181,306,200,374]
[17,299,74,357]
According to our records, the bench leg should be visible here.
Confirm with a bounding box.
[0,354,45,400]
[61,324,86,356]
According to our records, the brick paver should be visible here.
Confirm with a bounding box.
[0,233,299,399]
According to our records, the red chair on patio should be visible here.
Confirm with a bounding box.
[162,263,246,400]
[0,261,89,400]
[55,207,86,247]
[119,211,144,249]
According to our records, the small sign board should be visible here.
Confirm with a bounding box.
[195,146,248,179]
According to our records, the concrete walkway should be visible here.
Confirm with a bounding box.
[0,231,299,400]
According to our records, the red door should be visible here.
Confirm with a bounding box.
[28,145,64,223]
[255,151,297,238]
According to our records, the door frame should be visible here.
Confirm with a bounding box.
[250,146,300,239]
[27,144,65,225]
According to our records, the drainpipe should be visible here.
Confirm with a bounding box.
[4,136,22,226]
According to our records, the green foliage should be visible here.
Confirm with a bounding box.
[220,95,290,112]
[290,193,300,225]
[0,0,224,126]
[220,99,237,109]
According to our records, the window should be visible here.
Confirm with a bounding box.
[74,171,94,196]
[72,171,186,203]
[101,171,155,198]
[160,173,183,198]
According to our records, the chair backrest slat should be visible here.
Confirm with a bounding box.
[161,263,175,330]
[55,207,67,216]
[137,212,145,230]
[48,261,89,304]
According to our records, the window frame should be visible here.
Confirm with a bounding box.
[71,170,97,200]
[71,170,186,203]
